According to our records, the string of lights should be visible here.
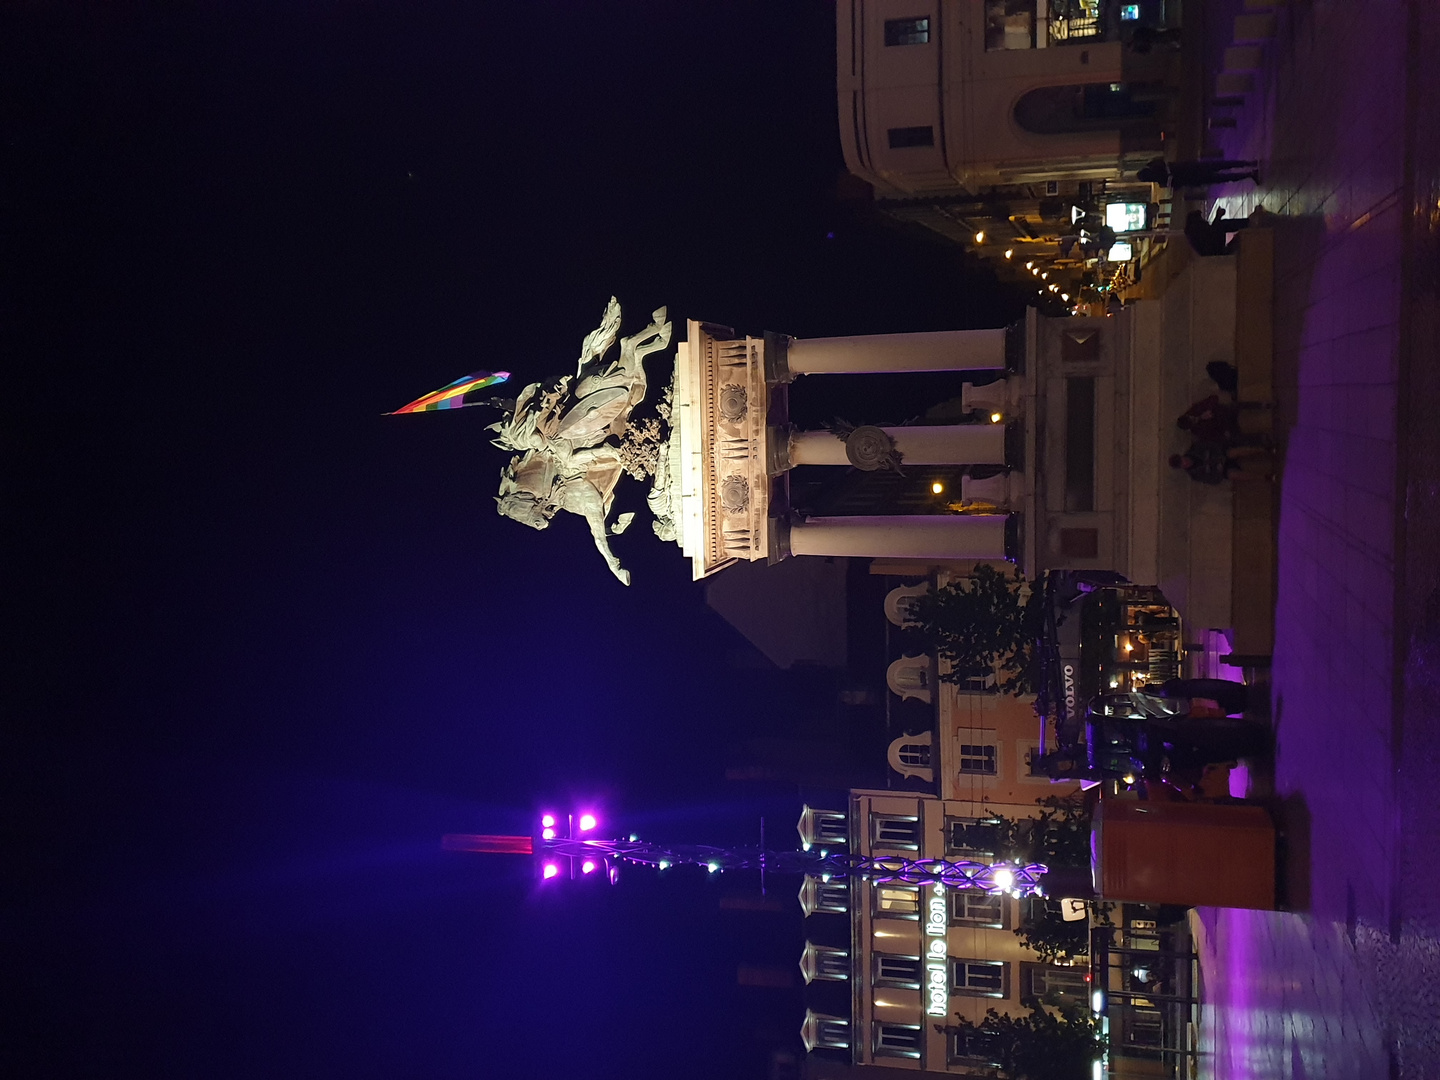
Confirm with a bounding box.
[442,810,1049,897]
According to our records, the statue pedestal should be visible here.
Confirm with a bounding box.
[669,321,778,580]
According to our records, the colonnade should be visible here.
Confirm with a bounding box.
[775,326,1019,563]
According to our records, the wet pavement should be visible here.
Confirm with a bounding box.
[1188,0,1440,1077]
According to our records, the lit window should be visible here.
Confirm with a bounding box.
[883,17,930,46]
[887,126,935,149]
[1105,201,1148,233]
[801,942,851,983]
[959,744,998,775]
[983,0,1037,50]
[871,814,922,849]
[799,805,849,848]
[1023,962,1089,1003]
[876,884,922,917]
[950,889,1007,928]
[874,1022,924,1059]
[874,954,924,989]
[1120,4,1141,19]
[803,1011,851,1052]
[949,1029,1005,1067]
[951,958,1009,997]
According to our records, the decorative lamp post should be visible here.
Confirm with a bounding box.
[443,809,1048,898]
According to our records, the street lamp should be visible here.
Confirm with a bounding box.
[442,810,1049,897]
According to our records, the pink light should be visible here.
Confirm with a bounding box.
[541,863,559,879]
[581,860,597,874]
[540,814,556,829]
[578,813,597,832]
[541,827,555,839]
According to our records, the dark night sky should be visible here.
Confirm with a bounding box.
[4,4,1022,1078]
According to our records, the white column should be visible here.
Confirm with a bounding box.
[789,425,1005,466]
[789,515,1009,560]
[787,328,1007,375]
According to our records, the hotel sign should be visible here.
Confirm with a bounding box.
[924,883,948,1016]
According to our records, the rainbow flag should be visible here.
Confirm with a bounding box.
[386,370,510,415]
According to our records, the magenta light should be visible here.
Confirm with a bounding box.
[542,863,560,880]
[581,860,597,874]
[578,813,598,832]
[541,814,556,829]
[542,827,555,839]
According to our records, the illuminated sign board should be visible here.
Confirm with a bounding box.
[924,883,949,1016]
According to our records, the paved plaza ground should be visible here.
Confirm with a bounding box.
[1190,0,1440,1077]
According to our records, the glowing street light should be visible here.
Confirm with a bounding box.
[989,412,1003,424]
[447,812,1048,897]
[973,230,985,244]
[931,481,945,494]
[1004,249,1014,259]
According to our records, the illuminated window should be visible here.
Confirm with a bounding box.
[984,0,1036,50]
[803,1012,851,1052]
[875,884,922,917]
[1105,201,1148,233]
[887,126,935,149]
[950,890,1007,929]
[884,17,930,46]
[800,806,849,847]
[874,954,923,989]
[958,744,997,775]
[1120,4,1141,19]
[949,1029,1005,1067]
[1023,962,1089,1004]
[951,958,1009,997]
[801,942,851,982]
[799,874,849,915]
[871,814,922,849]
[874,1022,924,1059]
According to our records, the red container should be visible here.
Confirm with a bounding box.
[1091,799,1276,909]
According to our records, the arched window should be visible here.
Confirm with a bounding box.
[898,742,932,768]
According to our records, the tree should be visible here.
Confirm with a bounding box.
[908,564,1044,694]
[980,795,1112,962]
[937,1000,1103,1080]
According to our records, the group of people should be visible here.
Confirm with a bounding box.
[1167,362,1273,484]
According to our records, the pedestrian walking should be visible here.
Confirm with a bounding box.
[1169,440,1270,484]
[1137,157,1260,188]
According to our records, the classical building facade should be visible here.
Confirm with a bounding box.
[837,0,1178,196]
[668,262,1249,638]
[795,572,1089,1075]
[835,1,1186,292]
